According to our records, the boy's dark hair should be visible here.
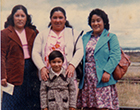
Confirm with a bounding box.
[49,50,64,63]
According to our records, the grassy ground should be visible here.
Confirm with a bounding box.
[116,81,140,107]
[116,64,140,107]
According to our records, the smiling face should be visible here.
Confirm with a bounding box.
[13,9,27,30]
[51,11,66,32]
[50,57,63,74]
[91,14,104,36]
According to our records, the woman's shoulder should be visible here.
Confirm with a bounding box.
[1,27,7,32]
[108,32,117,37]
[107,32,118,41]
[101,29,117,39]
[33,28,50,40]
[103,29,116,37]
[1,26,15,37]
[82,30,92,38]
[1,28,8,34]
[38,27,50,36]
[25,26,34,32]
[106,31,119,44]
[1,25,13,32]
[84,30,92,35]
[64,27,73,33]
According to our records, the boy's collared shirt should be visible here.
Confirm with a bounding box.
[50,67,63,77]
[49,67,67,82]
[50,67,66,78]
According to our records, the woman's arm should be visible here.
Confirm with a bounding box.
[70,30,84,68]
[66,30,84,77]
[103,33,121,74]
[32,33,49,80]
[1,31,8,86]
[32,33,46,70]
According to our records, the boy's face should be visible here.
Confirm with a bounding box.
[50,58,63,73]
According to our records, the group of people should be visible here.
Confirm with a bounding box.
[1,4,121,110]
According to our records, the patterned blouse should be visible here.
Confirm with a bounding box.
[44,29,68,69]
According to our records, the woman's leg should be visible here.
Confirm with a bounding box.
[24,59,41,110]
[1,86,27,110]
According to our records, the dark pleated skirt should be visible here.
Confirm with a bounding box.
[1,59,41,110]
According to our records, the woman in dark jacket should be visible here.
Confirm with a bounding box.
[1,5,40,110]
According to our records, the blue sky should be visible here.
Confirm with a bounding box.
[1,0,140,47]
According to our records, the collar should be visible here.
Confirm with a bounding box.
[49,67,67,82]
[7,25,35,43]
[50,28,65,37]
[50,67,63,77]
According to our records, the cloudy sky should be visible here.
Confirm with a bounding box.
[1,0,140,48]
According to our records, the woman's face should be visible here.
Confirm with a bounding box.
[51,11,66,32]
[13,9,27,30]
[91,14,104,35]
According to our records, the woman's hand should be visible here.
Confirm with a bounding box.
[66,64,75,78]
[44,108,48,110]
[1,78,7,87]
[41,67,49,81]
[101,71,110,83]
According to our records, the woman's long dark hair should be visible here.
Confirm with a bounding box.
[4,4,36,30]
[88,8,110,30]
[48,6,72,28]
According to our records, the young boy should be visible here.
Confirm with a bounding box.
[40,50,76,110]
